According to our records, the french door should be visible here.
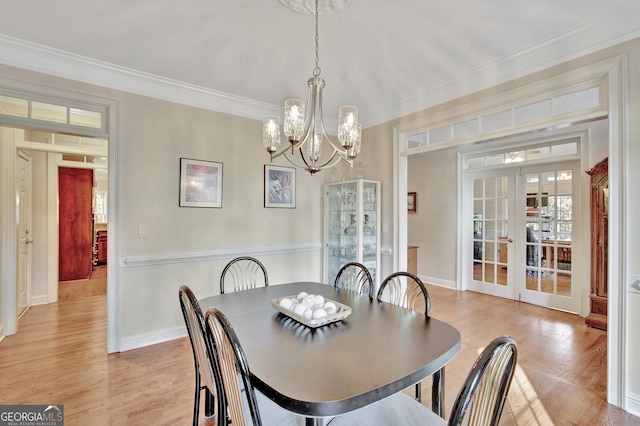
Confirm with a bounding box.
[518,162,582,313]
[466,169,516,299]
[465,161,582,313]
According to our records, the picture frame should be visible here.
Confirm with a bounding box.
[265,165,296,208]
[408,192,417,213]
[179,158,223,208]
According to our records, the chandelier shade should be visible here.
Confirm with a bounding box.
[262,0,361,175]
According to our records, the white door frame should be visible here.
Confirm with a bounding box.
[393,57,627,406]
[0,79,120,354]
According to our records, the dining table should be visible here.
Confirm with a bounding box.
[199,282,461,425]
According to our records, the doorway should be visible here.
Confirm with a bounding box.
[464,159,582,313]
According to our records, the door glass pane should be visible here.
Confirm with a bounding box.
[524,170,573,297]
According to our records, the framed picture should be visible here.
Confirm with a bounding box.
[265,165,296,208]
[179,158,223,208]
[408,192,417,213]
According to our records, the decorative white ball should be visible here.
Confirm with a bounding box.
[293,303,307,316]
[323,301,337,311]
[296,292,308,301]
[312,308,328,319]
[279,298,293,310]
[302,294,317,307]
[303,308,314,319]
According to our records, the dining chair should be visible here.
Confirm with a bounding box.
[178,285,225,426]
[203,307,304,426]
[334,261,374,298]
[327,336,518,426]
[377,271,431,402]
[220,256,269,294]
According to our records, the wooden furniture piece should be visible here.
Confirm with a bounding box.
[199,282,461,425]
[204,307,309,426]
[334,261,374,298]
[219,256,268,294]
[377,271,433,404]
[95,230,108,265]
[408,245,418,275]
[585,157,608,330]
[178,286,220,425]
[329,336,518,426]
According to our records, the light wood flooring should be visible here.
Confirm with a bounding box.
[1,284,639,425]
[58,265,107,301]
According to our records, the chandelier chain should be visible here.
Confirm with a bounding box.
[313,0,321,77]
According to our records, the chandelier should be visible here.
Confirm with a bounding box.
[262,0,361,175]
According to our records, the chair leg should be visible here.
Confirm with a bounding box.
[204,388,215,418]
[415,382,421,402]
[432,367,445,418]
[192,373,201,426]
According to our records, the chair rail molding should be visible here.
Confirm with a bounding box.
[120,243,323,268]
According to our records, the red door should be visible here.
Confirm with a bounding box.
[58,167,94,281]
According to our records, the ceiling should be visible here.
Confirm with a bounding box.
[1,0,639,128]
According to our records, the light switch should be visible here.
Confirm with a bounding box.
[138,224,149,238]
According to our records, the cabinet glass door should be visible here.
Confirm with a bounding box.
[325,180,380,286]
[361,181,379,282]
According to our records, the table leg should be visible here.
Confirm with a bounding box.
[305,417,325,426]
[432,367,445,418]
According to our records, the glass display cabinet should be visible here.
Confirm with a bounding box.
[324,179,381,288]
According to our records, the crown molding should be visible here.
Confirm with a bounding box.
[361,5,640,127]
[0,34,281,122]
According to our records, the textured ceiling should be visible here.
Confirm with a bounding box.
[1,0,639,127]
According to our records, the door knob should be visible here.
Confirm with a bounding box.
[25,239,34,244]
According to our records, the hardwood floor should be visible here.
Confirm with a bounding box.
[58,265,107,301]
[1,284,638,425]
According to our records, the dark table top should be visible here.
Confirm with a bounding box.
[199,282,461,418]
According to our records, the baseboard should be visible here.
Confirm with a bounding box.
[119,326,187,352]
[626,392,640,417]
[30,295,49,306]
[418,275,457,290]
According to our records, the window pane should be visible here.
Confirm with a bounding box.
[70,108,103,129]
[0,95,28,117]
[32,101,67,123]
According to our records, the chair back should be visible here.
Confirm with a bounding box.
[334,262,374,298]
[376,272,430,316]
[178,286,221,411]
[204,307,262,426]
[220,256,269,294]
[448,336,518,426]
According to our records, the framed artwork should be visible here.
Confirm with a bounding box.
[265,165,296,208]
[179,158,223,208]
[408,192,417,213]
